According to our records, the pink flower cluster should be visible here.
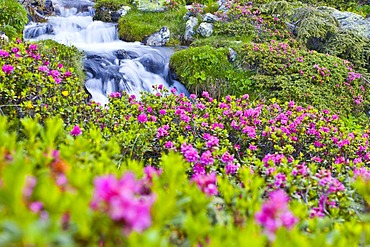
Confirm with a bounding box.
[191,172,218,196]
[255,190,298,241]
[90,172,155,234]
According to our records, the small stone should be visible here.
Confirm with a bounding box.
[228,48,237,62]
[197,22,214,37]
[184,17,198,41]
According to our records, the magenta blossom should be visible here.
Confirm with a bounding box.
[191,172,218,196]
[91,173,155,234]
[255,190,298,241]
[137,114,148,123]
[70,125,82,136]
[2,64,14,74]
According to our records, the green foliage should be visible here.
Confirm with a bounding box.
[321,29,370,72]
[290,6,339,49]
[240,41,370,117]
[213,18,255,42]
[118,8,186,45]
[0,0,28,39]
[36,39,86,83]
[0,40,86,123]
[170,45,252,97]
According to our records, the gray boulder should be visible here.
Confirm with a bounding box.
[203,13,219,23]
[184,17,198,42]
[328,8,370,39]
[143,27,170,46]
[197,22,214,37]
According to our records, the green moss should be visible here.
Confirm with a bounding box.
[36,40,85,84]
[118,8,187,44]
[239,41,370,117]
[170,45,252,97]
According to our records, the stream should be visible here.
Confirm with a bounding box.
[23,0,188,105]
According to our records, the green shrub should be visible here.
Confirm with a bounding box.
[1,89,370,245]
[0,0,28,39]
[0,40,86,123]
[118,8,186,45]
[213,18,255,42]
[240,41,370,117]
[170,45,252,97]
[290,6,339,49]
[36,40,85,83]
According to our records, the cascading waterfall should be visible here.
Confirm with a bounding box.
[23,0,188,105]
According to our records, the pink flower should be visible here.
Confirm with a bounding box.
[200,150,214,165]
[191,172,218,196]
[137,114,148,123]
[29,201,43,213]
[164,141,174,149]
[225,163,238,174]
[2,64,14,74]
[70,125,82,136]
[0,49,9,57]
[181,143,199,163]
[255,190,298,241]
[91,173,155,234]
[23,175,37,198]
[221,151,234,163]
[29,43,37,51]
[38,66,49,73]
[156,125,169,138]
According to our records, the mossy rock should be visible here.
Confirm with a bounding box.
[93,0,131,22]
[170,45,252,98]
[118,8,187,45]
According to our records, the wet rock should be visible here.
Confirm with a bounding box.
[143,27,170,46]
[114,49,131,60]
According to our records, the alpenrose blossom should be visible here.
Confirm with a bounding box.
[255,190,298,241]
[70,125,82,136]
[90,172,155,235]
[191,172,218,196]
[2,64,14,74]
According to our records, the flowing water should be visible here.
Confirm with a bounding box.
[23,0,188,104]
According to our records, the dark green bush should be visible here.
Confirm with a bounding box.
[170,45,252,97]
[321,29,370,72]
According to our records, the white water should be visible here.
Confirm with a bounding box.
[24,0,188,104]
